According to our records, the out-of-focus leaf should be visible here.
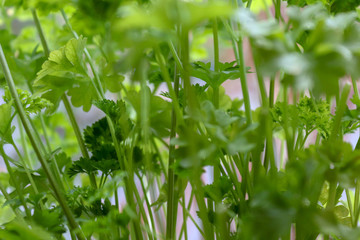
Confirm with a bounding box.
[0,102,14,144]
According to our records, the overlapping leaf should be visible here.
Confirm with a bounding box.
[33,36,97,111]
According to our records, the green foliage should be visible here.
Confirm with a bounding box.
[94,99,128,125]
[204,176,232,202]
[25,0,71,15]
[33,36,97,111]
[32,207,66,236]
[3,0,360,239]
[271,96,332,138]
[66,186,111,217]
[0,102,15,144]
[0,220,54,240]
[127,88,172,137]
[286,0,360,13]
[3,87,53,115]
[191,61,246,88]
[69,117,121,177]
[81,209,130,239]
[0,196,15,225]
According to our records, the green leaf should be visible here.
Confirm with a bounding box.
[34,36,94,111]
[286,0,360,13]
[334,205,349,219]
[191,61,248,88]
[0,196,15,225]
[64,37,87,70]
[88,173,126,203]
[0,102,14,144]
[233,8,281,38]
[113,1,233,32]
[331,0,360,13]
[271,96,332,138]
[127,88,172,137]
[69,0,120,36]
[94,99,127,122]
[0,219,55,240]
[67,81,97,112]
[68,157,96,178]
[3,87,53,115]
[24,0,71,15]
[32,207,66,235]
[103,74,124,93]
[204,176,232,202]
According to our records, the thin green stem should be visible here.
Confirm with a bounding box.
[324,182,337,240]
[251,40,268,107]
[352,76,360,100]
[27,115,47,155]
[18,116,32,169]
[60,9,104,99]
[178,192,194,240]
[354,181,360,226]
[12,143,40,195]
[131,177,153,240]
[138,174,157,240]
[181,27,196,114]
[108,118,144,240]
[235,0,251,126]
[0,181,23,218]
[39,115,52,153]
[31,9,97,190]
[345,189,354,227]
[62,96,97,189]
[265,111,276,173]
[0,45,85,240]
[212,17,220,108]
[180,25,213,240]
[31,9,50,58]
[282,85,294,160]
[164,46,180,240]
[155,48,183,125]
[246,0,253,8]
[269,76,275,107]
[330,84,351,141]
[274,0,282,21]
[168,41,184,75]
[182,194,188,240]
[58,15,143,237]
[236,38,252,125]
[0,145,31,218]
[326,182,337,210]
[178,197,205,237]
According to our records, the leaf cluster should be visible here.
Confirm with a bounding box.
[271,96,332,138]
[3,87,53,115]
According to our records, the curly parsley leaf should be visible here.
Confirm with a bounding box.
[297,97,332,137]
[68,157,96,178]
[69,116,128,177]
[66,186,111,217]
[32,207,66,236]
[271,96,332,138]
[94,99,127,122]
[3,87,53,115]
[204,176,233,202]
